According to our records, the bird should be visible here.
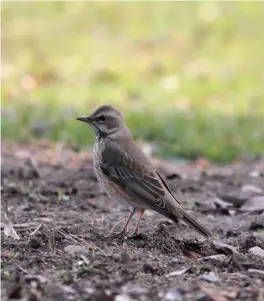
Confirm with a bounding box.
[76,105,212,238]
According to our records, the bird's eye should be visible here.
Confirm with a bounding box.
[98,115,106,121]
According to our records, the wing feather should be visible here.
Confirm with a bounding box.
[100,141,170,214]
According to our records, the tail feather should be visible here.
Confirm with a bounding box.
[182,212,212,237]
[156,172,212,237]
[166,210,212,237]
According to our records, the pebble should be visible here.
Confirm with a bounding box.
[249,171,261,178]
[241,196,264,212]
[248,246,264,258]
[121,283,148,297]
[241,185,262,194]
[64,245,88,256]
[165,288,184,301]
[213,241,238,254]
[115,294,135,301]
[142,262,156,273]
[199,272,218,283]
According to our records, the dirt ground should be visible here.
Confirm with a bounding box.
[1,141,264,301]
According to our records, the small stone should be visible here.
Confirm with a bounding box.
[121,283,148,297]
[250,171,260,178]
[115,294,135,301]
[248,246,264,258]
[29,238,41,249]
[241,196,264,212]
[64,245,88,256]
[241,185,262,194]
[199,272,218,283]
[213,241,238,254]
[165,288,183,301]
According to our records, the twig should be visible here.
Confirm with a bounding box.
[1,222,39,231]
[106,218,127,236]
[18,266,28,274]
[57,229,81,244]
[30,224,43,236]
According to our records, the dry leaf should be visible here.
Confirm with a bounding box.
[4,221,20,240]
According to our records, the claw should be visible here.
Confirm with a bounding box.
[127,232,144,240]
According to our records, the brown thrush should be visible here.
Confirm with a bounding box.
[77,105,212,238]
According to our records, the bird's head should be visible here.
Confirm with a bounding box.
[76,105,126,137]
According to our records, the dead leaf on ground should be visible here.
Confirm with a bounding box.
[4,220,20,240]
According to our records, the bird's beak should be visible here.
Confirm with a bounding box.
[76,116,92,123]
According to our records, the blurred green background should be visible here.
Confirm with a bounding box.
[2,2,264,162]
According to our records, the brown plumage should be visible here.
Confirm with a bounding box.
[77,105,212,238]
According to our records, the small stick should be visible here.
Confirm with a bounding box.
[30,224,43,236]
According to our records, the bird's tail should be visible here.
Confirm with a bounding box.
[167,210,212,237]
[182,211,212,237]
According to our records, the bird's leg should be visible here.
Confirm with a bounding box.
[105,208,136,238]
[131,209,145,236]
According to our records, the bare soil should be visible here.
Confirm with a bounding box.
[1,141,264,301]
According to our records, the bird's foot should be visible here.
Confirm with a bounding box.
[126,230,144,240]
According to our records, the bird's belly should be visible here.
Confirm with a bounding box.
[94,162,141,208]
[93,139,143,209]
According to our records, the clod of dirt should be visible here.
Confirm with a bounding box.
[225,230,240,238]
[238,235,264,253]
[8,274,45,301]
[212,241,238,255]
[142,262,159,274]
[249,221,264,231]
[29,238,41,249]
[119,250,135,267]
